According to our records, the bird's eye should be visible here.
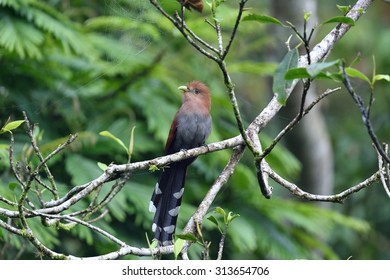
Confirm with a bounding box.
[193,88,200,94]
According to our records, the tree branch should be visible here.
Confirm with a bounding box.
[260,87,341,161]
[375,144,390,198]
[181,145,245,257]
[266,166,381,203]
[341,63,390,164]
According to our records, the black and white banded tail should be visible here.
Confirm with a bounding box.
[149,163,187,245]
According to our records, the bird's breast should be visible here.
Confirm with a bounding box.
[174,112,211,151]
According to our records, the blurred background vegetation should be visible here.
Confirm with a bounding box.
[0,0,389,259]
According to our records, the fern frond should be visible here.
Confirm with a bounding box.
[20,5,95,56]
[0,14,43,59]
[0,0,97,59]
[0,0,33,10]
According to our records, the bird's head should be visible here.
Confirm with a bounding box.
[178,81,211,110]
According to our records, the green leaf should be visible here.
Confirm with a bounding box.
[272,48,299,105]
[242,14,283,26]
[207,215,220,227]
[215,0,227,9]
[8,182,19,191]
[174,238,185,259]
[286,61,340,80]
[284,67,310,80]
[373,74,390,83]
[148,164,160,172]
[323,16,355,26]
[150,239,159,250]
[0,120,25,134]
[207,215,223,233]
[215,206,226,218]
[128,126,136,162]
[99,130,128,154]
[304,11,311,22]
[195,222,203,239]
[306,60,340,77]
[146,232,158,252]
[336,5,351,14]
[97,162,108,171]
[227,212,240,224]
[175,233,198,242]
[318,72,342,82]
[345,67,371,84]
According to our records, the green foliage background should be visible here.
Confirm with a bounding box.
[0,0,389,259]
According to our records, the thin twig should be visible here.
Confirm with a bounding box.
[149,0,219,62]
[36,134,77,171]
[211,4,224,54]
[217,226,227,260]
[341,64,390,164]
[32,174,56,198]
[260,87,341,160]
[79,177,127,219]
[0,195,18,207]
[23,112,58,196]
[216,0,261,157]
[221,0,248,60]
[218,60,258,153]
[8,132,26,190]
[35,212,127,247]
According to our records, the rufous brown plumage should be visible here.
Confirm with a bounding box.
[178,0,203,13]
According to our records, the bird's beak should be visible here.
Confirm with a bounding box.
[178,85,188,92]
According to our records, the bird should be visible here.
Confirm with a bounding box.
[149,81,211,246]
[178,0,204,13]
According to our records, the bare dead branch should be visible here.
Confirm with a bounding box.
[266,166,381,203]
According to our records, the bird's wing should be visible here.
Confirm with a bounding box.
[164,113,178,155]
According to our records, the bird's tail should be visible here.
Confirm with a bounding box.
[149,163,187,245]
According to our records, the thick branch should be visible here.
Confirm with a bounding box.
[181,145,245,256]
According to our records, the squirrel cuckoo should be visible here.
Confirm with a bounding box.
[149,81,211,246]
[179,0,203,13]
